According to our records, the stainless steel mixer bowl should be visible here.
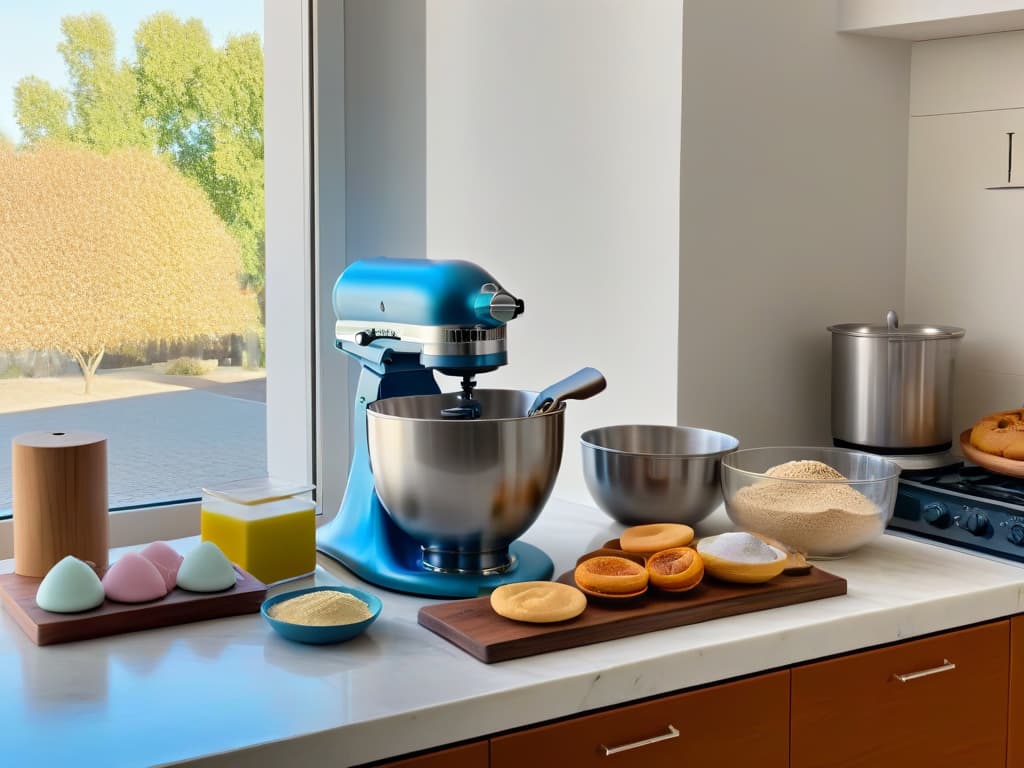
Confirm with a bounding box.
[581,425,739,526]
[366,389,563,573]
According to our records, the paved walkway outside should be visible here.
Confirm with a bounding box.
[0,371,266,510]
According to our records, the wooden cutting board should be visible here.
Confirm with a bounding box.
[0,565,266,646]
[960,429,1024,479]
[418,567,846,663]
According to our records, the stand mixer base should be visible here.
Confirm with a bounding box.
[317,536,554,599]
[420,547,518,575]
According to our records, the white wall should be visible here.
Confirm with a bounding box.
[344,0,426,260]
[337,0,916,505]
[328,0,427,515]
[906,30,1024,440]
[314,0,351,517]
[424,0,683,503]
[676,0,912,451]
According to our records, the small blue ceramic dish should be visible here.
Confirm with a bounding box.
[261,585,382,645]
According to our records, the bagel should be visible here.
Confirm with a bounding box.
[970,409,1024,459]
[619,523,694,555]
[490,581,587,623]
[646,547,704,592]
[574,555,649,597]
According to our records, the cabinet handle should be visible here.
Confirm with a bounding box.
[892,659,956,683]
[600,725,680,756]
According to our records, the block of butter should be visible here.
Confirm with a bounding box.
[201,478,317,586]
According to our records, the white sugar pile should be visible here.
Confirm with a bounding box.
[699,532,779,563]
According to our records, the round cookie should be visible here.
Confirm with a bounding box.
[646,547,704,592]
[574,555,649,597]
[490,581,587,624]
[971,409,1024,458]
[1007,441,1024,461]
[619,523,694,555]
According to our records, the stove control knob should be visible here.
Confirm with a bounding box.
[922,503,951,528]
[962,511,991,537]
[1009,525,1024,547]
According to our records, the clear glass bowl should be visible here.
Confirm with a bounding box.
[721,447,900,559]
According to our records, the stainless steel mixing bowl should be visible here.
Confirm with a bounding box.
[366,389,563,573]
[581,425,739,526]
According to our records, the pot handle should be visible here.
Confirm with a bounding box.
[886,309,899,330]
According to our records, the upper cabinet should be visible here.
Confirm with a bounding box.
[838,0,1024,40]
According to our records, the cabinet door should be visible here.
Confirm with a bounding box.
[368,740,487,768]
[491,670,788,768]
[1009,616,1024,767]
[792,621,1009,768]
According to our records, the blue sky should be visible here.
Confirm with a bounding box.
[0,1,263,142]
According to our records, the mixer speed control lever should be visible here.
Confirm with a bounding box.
[354,329,400,346]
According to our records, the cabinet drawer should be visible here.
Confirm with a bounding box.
[1009,616,1024,767]
[792,620,1009,768]
[365,740,487,768]
[491,670,788,768]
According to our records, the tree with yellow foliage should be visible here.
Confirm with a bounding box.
[0,143,255,393]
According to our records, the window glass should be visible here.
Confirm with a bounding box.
[0,1,266,515]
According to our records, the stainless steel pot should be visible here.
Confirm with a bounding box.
[366,389,563,573]
[828,310,965,453]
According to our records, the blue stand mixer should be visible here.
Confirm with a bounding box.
[317,258,573,598]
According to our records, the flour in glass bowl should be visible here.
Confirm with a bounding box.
[730,459,883,556]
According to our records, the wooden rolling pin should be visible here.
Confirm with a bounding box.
[12,431,109,577]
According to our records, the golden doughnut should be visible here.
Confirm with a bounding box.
[573,556,649,598]
[619,523,694,555]
[970,409,1024,459]
[646,547,704,592]
[490,581,587,623]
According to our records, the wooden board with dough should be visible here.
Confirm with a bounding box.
[418,566,847,663]
[0,565,266,646]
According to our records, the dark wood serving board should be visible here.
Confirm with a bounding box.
[418,567,847,663]
[0,565,266,646]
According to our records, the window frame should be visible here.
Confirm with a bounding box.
[265,0,317,491]
[0,0,319,559]
[311,0,353,520]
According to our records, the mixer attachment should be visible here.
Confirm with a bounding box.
[440,376,483,419]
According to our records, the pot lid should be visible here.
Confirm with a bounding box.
[828,309,964,340]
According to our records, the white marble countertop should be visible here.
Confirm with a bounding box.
[4,499,1024,768]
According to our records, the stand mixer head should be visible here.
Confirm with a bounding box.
[317,258,560,597]
[334,258,523,418]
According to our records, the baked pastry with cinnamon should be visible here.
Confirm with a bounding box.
[574,555,649,598]
[970,409,1024,460]
[646,547,704,592]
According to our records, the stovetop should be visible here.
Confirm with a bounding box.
[890,464,1024,561]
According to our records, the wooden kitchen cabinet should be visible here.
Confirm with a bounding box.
[365,740,488,768]
[490,670,789,768]
[792,620,1010,768]
[1009,616,1024,767]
